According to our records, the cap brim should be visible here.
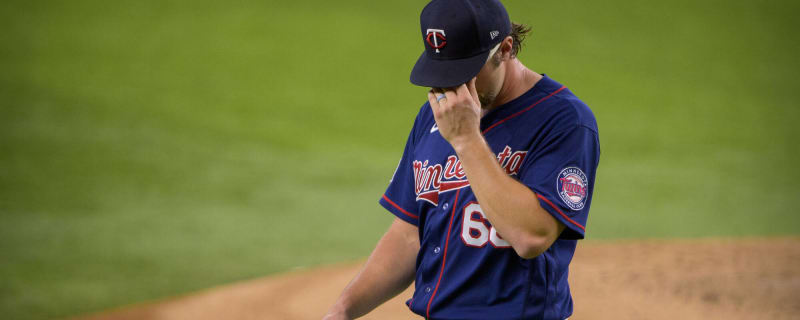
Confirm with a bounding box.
[410,50,491,88]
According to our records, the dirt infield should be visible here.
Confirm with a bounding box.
[78,237,800,320]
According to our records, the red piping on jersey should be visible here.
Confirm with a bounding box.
[536,193,586,231]
[426,189,460,318]
[482,85,567,135]
[382,194,419,219]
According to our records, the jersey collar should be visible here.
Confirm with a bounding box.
[479,74,562,132]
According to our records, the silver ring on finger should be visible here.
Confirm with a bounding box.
[436,93,446,103]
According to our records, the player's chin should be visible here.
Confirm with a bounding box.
[478,94,493,107]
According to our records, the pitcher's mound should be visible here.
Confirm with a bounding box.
[78,237,800,320]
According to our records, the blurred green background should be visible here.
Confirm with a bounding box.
[1,0,798,319]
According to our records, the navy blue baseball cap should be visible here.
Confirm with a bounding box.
[410,0,512,88]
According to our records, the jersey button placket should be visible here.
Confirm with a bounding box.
[433,246,441,254]
[442,202,449,211]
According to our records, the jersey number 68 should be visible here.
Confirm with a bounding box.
[461,202,511,248]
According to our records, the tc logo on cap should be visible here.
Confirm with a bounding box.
[426,29,446,53]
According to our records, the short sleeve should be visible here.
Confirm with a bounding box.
[379,125,421,226]
[519,125,600,239]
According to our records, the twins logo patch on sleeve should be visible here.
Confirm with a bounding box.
[557,167,589,210]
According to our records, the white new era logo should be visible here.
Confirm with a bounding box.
[490,30,500,39]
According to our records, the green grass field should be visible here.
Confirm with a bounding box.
[1,0,799,319]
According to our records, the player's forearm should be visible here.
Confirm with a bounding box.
[453,134,562,259]
[326,218,418,319]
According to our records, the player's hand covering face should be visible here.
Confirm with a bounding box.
[427,78,483,148]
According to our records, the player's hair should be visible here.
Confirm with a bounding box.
[510,22,532,57]
[490,22,532,66]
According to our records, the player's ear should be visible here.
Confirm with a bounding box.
[500,36,514,60]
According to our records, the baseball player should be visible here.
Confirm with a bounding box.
[323,0,599,319]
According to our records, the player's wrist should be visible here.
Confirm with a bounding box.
[451,132,486,155]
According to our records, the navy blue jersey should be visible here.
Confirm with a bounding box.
[379,75,600,320]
